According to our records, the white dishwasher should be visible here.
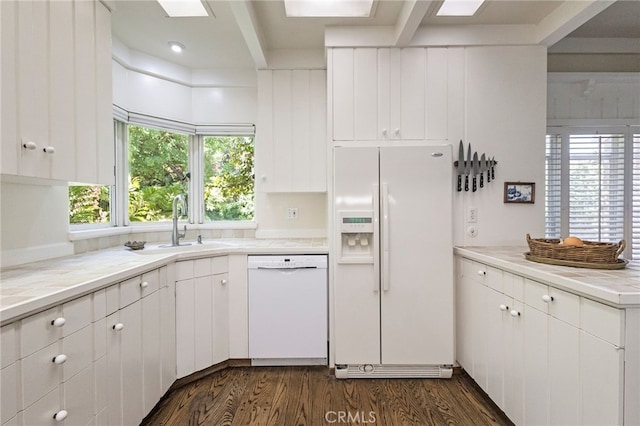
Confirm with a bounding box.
[248,255,328,366]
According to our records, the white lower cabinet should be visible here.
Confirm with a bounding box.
[176,256,230,378]
[3,264,174,426]
[457,257,629,425]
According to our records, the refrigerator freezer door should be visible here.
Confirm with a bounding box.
[379,146,454,365]
[333,147,381,365]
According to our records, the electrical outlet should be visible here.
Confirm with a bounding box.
[467,207,478,223]
[286,207,299,220]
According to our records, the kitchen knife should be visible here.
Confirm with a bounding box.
[479,153,486,188]
[472,152,479,192]
[486,156,491,183]
[465,143,471,191]
[491,156,496,180]
[457,140,464,192]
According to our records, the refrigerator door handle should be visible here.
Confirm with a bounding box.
[372,184,380,293]
[382,183,390,291]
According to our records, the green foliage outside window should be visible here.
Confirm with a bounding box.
[204,136,254,221]
[128,126,189,222]
[69,125,255,225]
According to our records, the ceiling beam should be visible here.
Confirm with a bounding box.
[535,0,616,47]
[228,0,268,68]
[394,0,432,46]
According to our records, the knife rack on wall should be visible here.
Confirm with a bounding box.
[453,140,498,192]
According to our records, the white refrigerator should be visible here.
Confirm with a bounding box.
[333,145,454,378]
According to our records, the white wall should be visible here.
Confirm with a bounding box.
[454,46,547,247]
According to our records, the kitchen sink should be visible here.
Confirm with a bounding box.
[130,239,237,254]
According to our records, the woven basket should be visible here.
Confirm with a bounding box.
[526,234,625,264]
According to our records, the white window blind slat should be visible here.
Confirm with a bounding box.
[633,134,640,258]
[545,134,562,238]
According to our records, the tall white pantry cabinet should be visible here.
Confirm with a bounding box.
[1,0,114,185]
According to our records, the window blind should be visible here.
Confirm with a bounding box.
[568,133,625,243]
[633,133,640,258]
[545,134,562,238]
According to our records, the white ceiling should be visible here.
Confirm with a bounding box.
[110,0,639,70]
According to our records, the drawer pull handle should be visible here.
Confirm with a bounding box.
[140,281,149,288]
[52,354,67,365]
[51,317,66,327]
[542,294,554,303]
[477,270,486,276]
[510,309,521,317]
[43,146,56,154]
[112,323,124,331]
[220,279,228,285]
[22,141,37,150]
[499,304,509,311]
[53,410,68,421]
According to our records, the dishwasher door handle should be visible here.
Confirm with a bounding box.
[256,266,318,269]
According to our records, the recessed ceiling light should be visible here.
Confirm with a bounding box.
[436,0,485,16]
[157,0,208,17]
[168,41,185,53]
[284,0,374,18]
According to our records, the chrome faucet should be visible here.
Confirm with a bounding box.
[171,194,188,246]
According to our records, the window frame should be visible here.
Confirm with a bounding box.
[69,115,256,238]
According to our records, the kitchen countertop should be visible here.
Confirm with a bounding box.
[0,238,328,325]
[455,246,640,307]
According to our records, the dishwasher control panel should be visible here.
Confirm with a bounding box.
[247,255,328,270]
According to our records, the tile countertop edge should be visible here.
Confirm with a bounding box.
[454,246,640,308]
[1,241,329,326]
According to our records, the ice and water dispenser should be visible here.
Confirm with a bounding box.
[337,211,375,264]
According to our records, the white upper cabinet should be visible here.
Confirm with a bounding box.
[1,0,114,185]
[256,69,327,192]
[331,47,449,143]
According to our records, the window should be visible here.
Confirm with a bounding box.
[128,125,189,222]
[68,184,111,225]
[546,127,638,259]
[203,136,254,221]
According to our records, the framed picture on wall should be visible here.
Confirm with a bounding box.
[504,182,535,204]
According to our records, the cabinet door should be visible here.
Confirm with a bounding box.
[213,273,230,365]
[95,0,115,185]
[48,0,75,181]
[549,316,579,425]
[455,268,474,371]
[120,301,144,426]
[106,312,122,425]
[485,286,507,408]
[522,305,549,426]
[142,290,162,416]
[504,300,524,426]
[194,275,214,371]
[74,0,98,183]
[398,48,426,140]
[1,363,18,424]
[332,48,355,141]
[580,331,624,425]
[62,363,95,426]
[160,279,176,395]
[17,0,50,179]
[176,278,195,378]
[1,0,18,176]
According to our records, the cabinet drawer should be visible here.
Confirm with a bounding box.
[524,279,549,313]
[485,266,502,292]
[62,294,93,337]
[20,307,63,357]
[62,363,95,426]
[61,324,93,382]
[212,256,228,274]
[105,284,119,316]
[141,269,160,297]
[119,275,143,308]
[462,258,487,284]
[1,323,17,369]
[548,287,580,327]
[1,364,18,424]
[21,341,61,409]
[22,387,62,426]
[581,299,624,346]
[93,289,106,321]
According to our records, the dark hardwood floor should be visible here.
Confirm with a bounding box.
[142,366,513,426]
